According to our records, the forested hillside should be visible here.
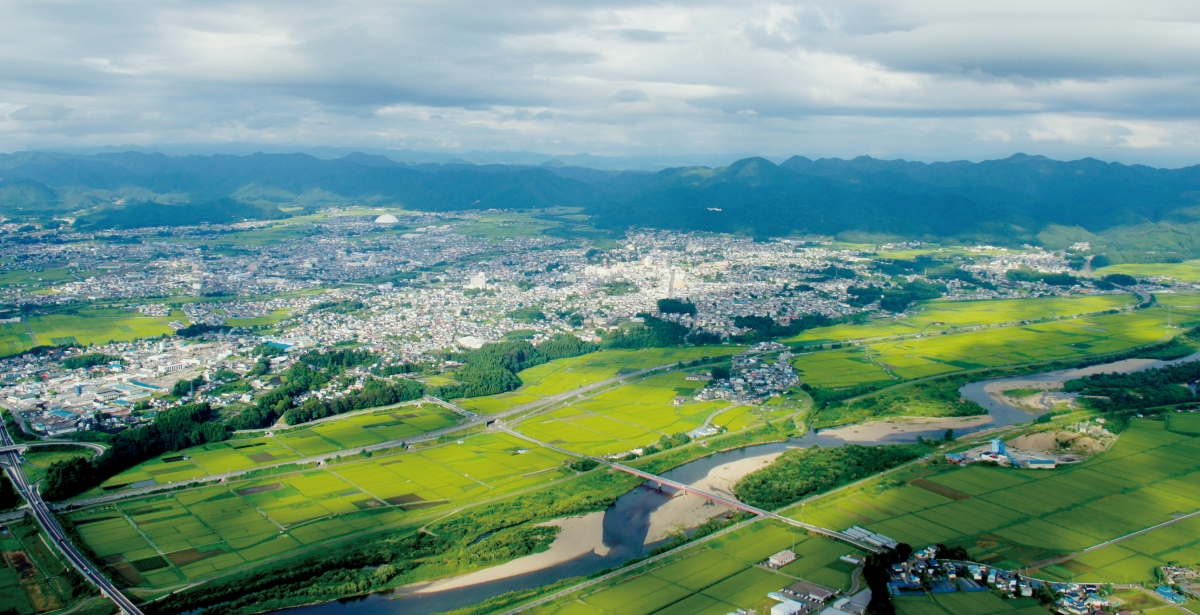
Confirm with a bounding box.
[6,150,1200,258]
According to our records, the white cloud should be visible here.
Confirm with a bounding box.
[0,0,1199,165]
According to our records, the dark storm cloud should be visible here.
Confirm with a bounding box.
[1,0,1200,165]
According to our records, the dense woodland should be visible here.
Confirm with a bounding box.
[734,444,926,509]
[284,377,425,425]
[61,353,121,370]
[1064,352,1200,412]
[434,334,598,399]
[14,151,1200,259]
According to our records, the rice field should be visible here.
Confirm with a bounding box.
[786,294,1142,345]
[524,521,864,615]
[893,594,1048,615]
[792,301,1197,388]
[517,371,735,456]
[458,346,743,414]
[93,403,461,495]
[0,309,185,357]
[1096,260,1200,283]
[69,431,572,588]
[790,419,1200,584]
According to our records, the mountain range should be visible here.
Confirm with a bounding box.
[3,150,1200,262]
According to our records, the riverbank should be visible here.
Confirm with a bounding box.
[418,513,609,593]
[642,451,782,543]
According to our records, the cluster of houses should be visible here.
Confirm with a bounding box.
[696,347,799,404]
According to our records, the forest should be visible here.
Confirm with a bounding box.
[1064,353,1200,412]
[734,444,926,509]
[284,377,426,425]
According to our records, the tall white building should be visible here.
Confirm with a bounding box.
[466,273,487,289]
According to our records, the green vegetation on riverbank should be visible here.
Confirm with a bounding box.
[735,444,927,509]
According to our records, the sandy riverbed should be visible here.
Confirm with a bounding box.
[818,415,995,441]
[642,451,783,544]
[417,512,609,593]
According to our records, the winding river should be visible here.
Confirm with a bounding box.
[278,351,1200,615]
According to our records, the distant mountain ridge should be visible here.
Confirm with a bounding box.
[4,150,1200,261]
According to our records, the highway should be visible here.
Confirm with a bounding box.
[0,419,143,615]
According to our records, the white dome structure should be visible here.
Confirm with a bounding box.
[374,214,400,224]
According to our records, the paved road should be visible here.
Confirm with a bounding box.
[61,360,700,510]
[496,425,880,553]
[0,420,143,615]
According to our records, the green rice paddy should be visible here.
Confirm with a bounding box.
[457,346,743,415]
[792,301,1198,388]
[792,419,1200,584]
[70,432,572,588]
[95,403,461,494]
[786,294,1139,345]
[517,371,735,456]
[525,521,864,615]
[1096,260,1200,282]
[0,309,185,357]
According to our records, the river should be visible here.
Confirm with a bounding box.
[277,351,1200,615]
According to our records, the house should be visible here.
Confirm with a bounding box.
[1027,458,1057,469]
[770,600,805,615]
[786,579,837,603]
[769,550,797,568]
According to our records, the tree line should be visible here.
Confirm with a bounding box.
[284,378,425,425]
[432,334,598,399]
[733,444,926,509]
[43,402,226,500]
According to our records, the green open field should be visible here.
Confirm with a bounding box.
[225,308,295,327]
[791,419,1200,584]
[792,301,1198,388]
[786,294,1138,345]
[0,308,185,356]
[525,521,864,615]
[1097,260,1200,282]
[93,403,461,495]
[893,594,1048,615]
[457,347,743,415]
[454,212,562,239]
[69,431,572,588]
[517,371,736,456]
[21,446,95,484]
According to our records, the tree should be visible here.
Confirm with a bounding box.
[0,474,18,511]
[657,298,697,315]
[944,429,954,442]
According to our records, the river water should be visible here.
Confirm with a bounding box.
[278,351,1200,615]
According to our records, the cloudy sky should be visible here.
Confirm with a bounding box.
[3,0,1200,166]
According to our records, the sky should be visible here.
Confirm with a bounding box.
[3,0,1200,167]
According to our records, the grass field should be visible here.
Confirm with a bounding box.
[454,213,562,239]
[893,594,1048,615]
[225,308,295,327]
[525,521,864,615]
[21,447,95,484]
[0,308,185,357]
[517,370,736,456]
[790,419,1200,584]
[457,347,743,415]
[786,294,1138,345]
[792,301,1198,388]
[1096,260,1200,282]
[70,431,572,588]
[93,403,461,495]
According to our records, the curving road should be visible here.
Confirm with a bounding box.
[0,417,143,615]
